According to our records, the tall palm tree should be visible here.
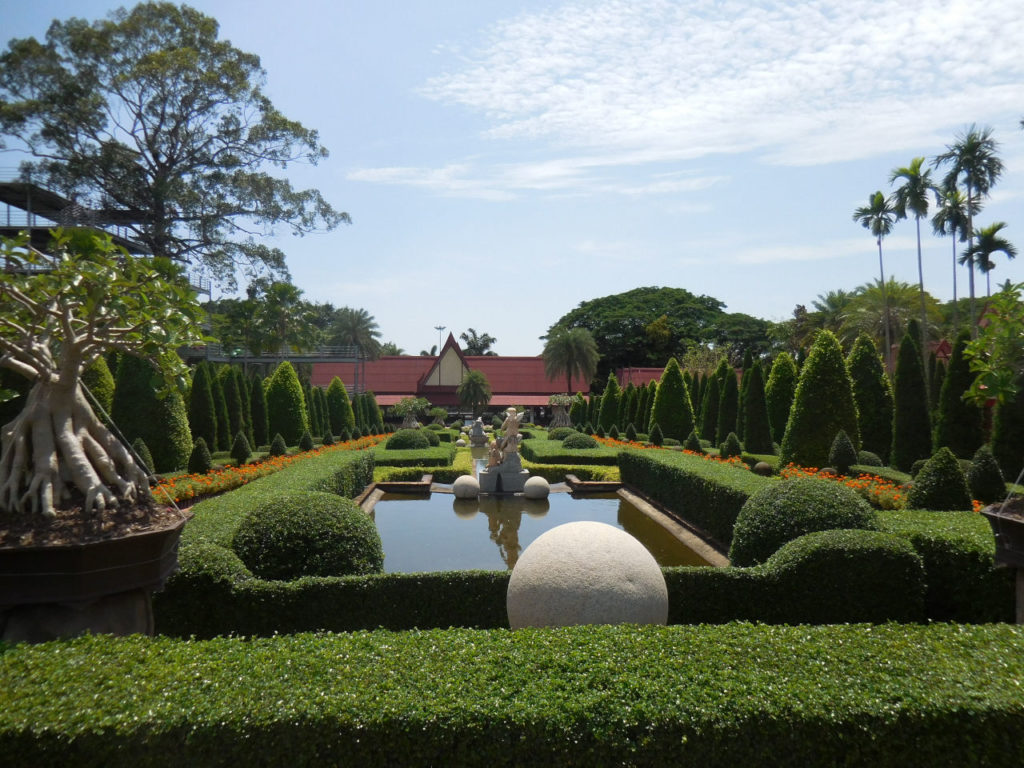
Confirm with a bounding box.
[853,191,898,369]
[328,307,382,359]
[542,326,600,395]
[456,369,492,416]
[933,125,1004,336]
[931,182,977,330]
[890,157,936,396]
[459,328,498,356]
[963,222,1017,299]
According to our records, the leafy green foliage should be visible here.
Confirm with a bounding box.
[249,374,269,448]
[597,372,621,431]
[542,326,600,394]
[846,334,893,463]
[81,356,115,417]
[210,368,231,451]
[385,429,431,450]
[740,361,773,454]
[967,445,1006,505]
[991,378,1024,482]
[131,438,154,475]
[265,361,309,445]
[684,430,703,453]
[547,427,578,441]
[728,477,878,566]
[326,377,356,435]
[765,352,798,444]
[905,447,972,511]
[934,331,983,458]
[649,424,664,446]
[457,370,492,416]
[698,375,719,442]
[298,430,315,452]
[648,357,695,441]
[719,432,742,459]
[112,354,192,473]
[230,431,252,465]
[891,333,933,471]
[562,432,599,450]
[778,331,860,470]
[232,492,383,580]
[187,437,214,475]
[716,367,739,444]
[857,450,883,467]
[268,433,288,457]
[828,430,858,475]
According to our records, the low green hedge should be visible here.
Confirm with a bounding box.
[879,508,1014,622]
[850,464,912,484]
[373,444,456,467]
[618,448,771,545]
[3,624,1024,766]
[519,439,619,465]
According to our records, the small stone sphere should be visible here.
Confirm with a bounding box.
[507,521,668,629]
[452,475,480,499]
[455,438,467,447]
[523,475,550,499]
[752,461,774,476]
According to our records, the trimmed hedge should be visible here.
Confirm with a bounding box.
[373,444,456,467]
[386,428,430,450]
[519,438,619,465]
[618,449,771,545]
[4,624,1024,766]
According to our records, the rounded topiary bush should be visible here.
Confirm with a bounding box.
[548,426,578,441]
[856,450,882,467]
[728,477,879,567]
[968,445,1006,505]
[562,432,599,449]
[905,447,973,511]
[386,428,430,450]
[718,431,742,459]
[422,428,441,446]
[232,492,384,580]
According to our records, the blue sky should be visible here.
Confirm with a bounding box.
[5,0,1024,355]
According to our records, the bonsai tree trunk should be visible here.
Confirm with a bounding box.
[1,374,149,518]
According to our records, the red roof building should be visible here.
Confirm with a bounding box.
[311,333,590,408]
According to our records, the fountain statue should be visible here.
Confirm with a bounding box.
[478,407,530,494]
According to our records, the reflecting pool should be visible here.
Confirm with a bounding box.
[370,492,713,573]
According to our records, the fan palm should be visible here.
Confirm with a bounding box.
[890,157,936,394]
[933,125,1004,335]
[963,222,1017,298]
[931,183,977,329]
[328,307,382,359]
[840,279,940,357]
[457,369,492,416]
[852,191,898,369]
[542,326,600,395]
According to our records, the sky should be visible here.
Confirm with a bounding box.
[4,0,1024,356]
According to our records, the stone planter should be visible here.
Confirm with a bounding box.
[980,500,1024,624]
[0,512,190,642]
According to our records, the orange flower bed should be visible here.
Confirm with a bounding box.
[151,434,385,505]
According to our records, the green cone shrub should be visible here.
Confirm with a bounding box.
[933,331,983,458]
[765,352,798,444]
[967,445,1006,505]
[828,430,858,475]
[891,333,932,472]
[905,447,972,511]
[231,431,252,465]
[846,335,892,463]
[268,433,288,457]
[187,437,214,475]
[649,423,664,446]
[719,432,742,459]
[648,357,695,441]
[683,430,703,453]
[131,437,154,474]
[266,361,310,446]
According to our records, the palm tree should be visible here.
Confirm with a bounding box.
[379,342,404,355]
[853,191,898,369]
[811,289,855,341]
[542,326,600,395]
[328,307,382,359]
[963,222,1017,298]
[459,328,498,355]
[840,279,940,357]
[931,182,977,330]
[934,125,1004,335]
[457,369,492,416]
[890,157,936,395]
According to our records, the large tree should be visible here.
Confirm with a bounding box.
[456,370,492,417]
[327,307,382,360]
[853,191,898,370]
[459,328,498,356]
[931,182,977,330]
[934,125,1004,336]
[0,2,347,285]
[963,222,1017,298]
[542,326,599,395]
[0,230,204,518]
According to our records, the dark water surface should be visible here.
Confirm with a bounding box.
[370,492,712,573]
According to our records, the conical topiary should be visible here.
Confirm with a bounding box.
[82,356,116,418]
[221,366,244,440]
[684,429,703,454]
[250,373,269,449]
[741,361,774,454]
[625,423,637,442]
[699,375,720,442]
[299,429,315,452]
[266,361,310,446]
[231,430,252,465]
[765,352,798,444]
[112,354,192,473]
[719,431,742,459]
[598,372,621,432]
[828,429,858,475]
[891,333,933,472]
[131,437,154,475]
[905,447,972,511]
[649,423,664,446]
[967,445,1006,505]
[268,432,289,457]
[778,331,860,470]
[648,357,695,441]
[210,366,231,452]
[933,331,983,459]
[992,379,1024,483]
[188,437,214,475]
[846,334,892,463]
[608,425,620,440]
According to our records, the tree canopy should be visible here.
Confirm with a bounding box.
[0,2,347,286]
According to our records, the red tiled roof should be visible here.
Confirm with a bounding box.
[617,367,664,387]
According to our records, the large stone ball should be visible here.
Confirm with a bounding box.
[523,475,550,499]
[452,474,480,499]
[507,521,668,629]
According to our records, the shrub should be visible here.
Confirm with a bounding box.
[221,366,244,441]
[422,428,441,446]
[648,357,695,441]
[778,331,860,470]
[186,363,216,451]
[268,433,288,457]
[740,361,773,454]
[326,376,356,435]
[232,492,383,580]
[828,430,858,475]
[230,431,252,465]
[386,428,431,450]
[857,450,883,467]
[911,459,928,477]
[699,375,720,443]
[608,425,620,440]
[597,372,621,431]
[583,422,594,435]
[847,334,893,463]
[905,447,972,511]
[967,445,1006,505]
[249,373,269,449]
[683,430,703,453]
[716,368,739,444]
[625,423,637,442]
[298,429,315,452]
[649,423,664,446]
[265,361,310,446]
[562,432,599,449]
[765,351,798,444]
[187,437,214,475]
[728,477,878,566]
[210,367,231,451]
[112,353,192,472]
[81,355,116,416]
[595,425,606,438]
[890,333,932,472]
[718,432,742,459]
[322,430,335,447]
[131,437,154,474]
[933,330,983,458]
[992,379,1024,483]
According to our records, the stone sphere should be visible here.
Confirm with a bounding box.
[455,438,467,447]
[452,475,480,499]
[523,475,550,499]
[507,521,668,629]
[752,461,773,476]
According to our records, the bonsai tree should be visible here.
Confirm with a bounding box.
[390,396,431,428]
[0,231,205,519]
